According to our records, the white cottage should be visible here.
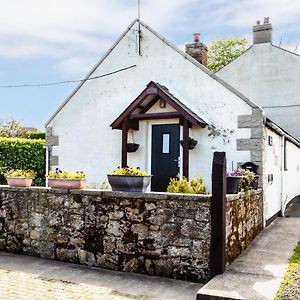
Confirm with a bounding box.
[217,17,300,221]
[45,19,300,222]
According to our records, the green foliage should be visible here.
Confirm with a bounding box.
[48,169,86,179]
[6,169,36,178]
[0,120,28,138]
[275,241,300,300]
[28,132,45,139]
[167,176,206,194]
[239,169,257,192]
[111,167,148,176]
[207,38,248,72]
[0,137,45,186]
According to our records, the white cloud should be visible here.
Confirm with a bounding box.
[54,56,99,77]
[1,0,300,75]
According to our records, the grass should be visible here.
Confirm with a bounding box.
[275,241,300,300]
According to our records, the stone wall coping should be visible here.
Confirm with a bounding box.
[0,185,211,202]
[226,189,262,202]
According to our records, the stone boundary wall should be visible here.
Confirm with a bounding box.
[0,187,211,283]
[225,190,263,264]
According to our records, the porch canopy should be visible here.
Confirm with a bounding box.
[110,81,207,178]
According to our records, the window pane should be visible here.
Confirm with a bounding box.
[162,133,170,153]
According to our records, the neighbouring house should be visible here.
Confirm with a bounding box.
[45,19,300,223]
[217,17,300,221]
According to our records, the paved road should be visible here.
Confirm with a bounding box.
[0,252,201,300]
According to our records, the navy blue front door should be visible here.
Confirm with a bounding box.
[151,124,180,192]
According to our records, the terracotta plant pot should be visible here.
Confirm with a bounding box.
[6,177,33,187]
[48,178,86,189]
[107,175,151,192]
[226,176,242,194]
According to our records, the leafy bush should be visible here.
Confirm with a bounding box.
[0,137,45,186]
[239,169,257,192]
[28,132,45,139]
[6,169,36,178]
[167,176,206,194]
[48,169,86,179]
[111,167,148,176]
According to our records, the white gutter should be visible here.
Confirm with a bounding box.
[43,146,49,187]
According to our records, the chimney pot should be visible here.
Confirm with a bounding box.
[185,33,208,66]
[253,17,272,44]
[193,33,200,43]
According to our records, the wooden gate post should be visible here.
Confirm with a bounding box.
[210,151,226,277]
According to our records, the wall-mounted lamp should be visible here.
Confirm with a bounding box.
[267,173,273,184]
[268,136,273,146]
[159,99,166,108]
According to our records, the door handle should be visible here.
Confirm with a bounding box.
[173,157,181,167]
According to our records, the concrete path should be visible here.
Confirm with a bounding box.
[197,217,300,300]
[0,251,201,300]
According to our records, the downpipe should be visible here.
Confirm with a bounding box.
[43,146,49,187]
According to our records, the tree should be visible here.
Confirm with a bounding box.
[207,38,248,72]
[0,120,30,138]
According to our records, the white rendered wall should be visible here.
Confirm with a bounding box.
[47,21,252,191]
[263,128,282,219]
[263,127,300,219]
[217,43,300,139]
[282,139,300,208]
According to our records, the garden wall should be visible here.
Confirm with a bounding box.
[0,186,263,282]
[225,190,263,264]
[0,187,211,282]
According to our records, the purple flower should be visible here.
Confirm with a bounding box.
[226,168,244,177]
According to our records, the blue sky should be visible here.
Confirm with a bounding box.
[1,0,300,130]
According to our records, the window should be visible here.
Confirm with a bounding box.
[162,133,170,153]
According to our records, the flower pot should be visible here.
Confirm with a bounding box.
[127,143,140,152]
[180,138,198,150]
[48,178,86,189]
[107,175,152,192]
[6,177,33,187]
[226,176,242,194]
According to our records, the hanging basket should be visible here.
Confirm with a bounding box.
[127,143,140,152]
[180,138,198,150]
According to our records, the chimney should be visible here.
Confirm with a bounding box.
[253,17,272,44]
[185,33,208,66]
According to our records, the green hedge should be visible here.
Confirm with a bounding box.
[27,132,45,139]
[0,138,45,186]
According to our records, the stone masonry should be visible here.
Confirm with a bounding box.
[0,187,211,283]
[237,107,265,185]
[225,190,263,264]
[0,187,263,283]
[45,127,59,168]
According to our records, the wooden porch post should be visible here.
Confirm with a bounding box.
[183,118,189,179]
[210,151,226,277]
[121,122,128,168]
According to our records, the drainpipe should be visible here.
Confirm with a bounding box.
[43,146,49,187]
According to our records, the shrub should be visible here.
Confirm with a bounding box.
[28,132,45,139]
[48,169,86,179]
[110,167,148,176]
[167,176,206,194]
[239,169,257,192]
[0,137,45,186]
